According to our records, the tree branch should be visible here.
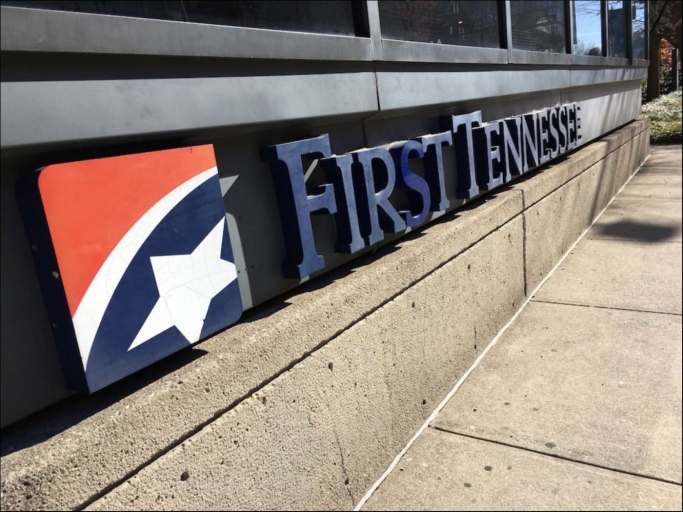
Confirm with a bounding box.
[650,0,670,40]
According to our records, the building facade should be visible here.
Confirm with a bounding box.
[1,1,650,510]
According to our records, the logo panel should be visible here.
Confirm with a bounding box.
[19,145,242,392]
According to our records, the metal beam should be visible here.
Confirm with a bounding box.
[0,6,373,61]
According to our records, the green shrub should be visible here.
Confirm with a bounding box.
[640,90,682,144]
[660,65,683,95]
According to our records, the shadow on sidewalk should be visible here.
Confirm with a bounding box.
[593,220,681,242]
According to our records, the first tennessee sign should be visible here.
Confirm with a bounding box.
[20,103,582,393]
[263,103,583,279]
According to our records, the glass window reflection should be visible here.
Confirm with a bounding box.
[0,0,358,36]
[378,0,500,48]
[632,0,646,60]
[511,1,567,53]
[607,0,627,58]
[573,1,603,56]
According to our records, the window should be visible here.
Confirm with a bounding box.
[378,0,500,48]
[607,0,627,58]
[0,0,358,36]
[631,0,647,60]
[573,1,603,56]
[511,1,567,53]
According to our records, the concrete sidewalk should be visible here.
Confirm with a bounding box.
[363,145,683,511]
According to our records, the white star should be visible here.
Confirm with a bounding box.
[129,219,237,350]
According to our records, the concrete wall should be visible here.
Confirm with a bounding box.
[0,119,650,511]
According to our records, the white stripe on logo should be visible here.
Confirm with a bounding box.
[72,167,218,370]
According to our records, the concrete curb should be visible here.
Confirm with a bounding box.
[0,120,650,511]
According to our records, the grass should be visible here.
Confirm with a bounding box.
[640,89,682,144]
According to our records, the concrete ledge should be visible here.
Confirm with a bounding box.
[524,155,612,291]
[511,119,648,208]
[0,193,523,510]
[523,121,650,291]
[0,120,648,511]
[87,218,526,511]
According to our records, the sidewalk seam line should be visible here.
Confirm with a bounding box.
[529,299,683,317]
[430,426,683,487]
[521,189,528,297]
[353,147,652,511]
